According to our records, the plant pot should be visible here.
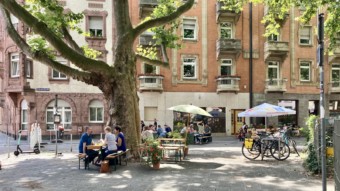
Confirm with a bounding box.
[152,162,160,169]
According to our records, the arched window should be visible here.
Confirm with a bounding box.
[89,100,104,123]
[46,100,72,130]
[21,100,28,130]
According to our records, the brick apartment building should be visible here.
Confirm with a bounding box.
[0,0,339,138]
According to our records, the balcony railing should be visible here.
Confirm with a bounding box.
[265,78,287,93]
[216,39,242,58]
[216,76,240,93]
[264,41,289,60]
[329,82,340,93]
[138,75,164,92]
[216,2,240,22]
[139,33,157,46]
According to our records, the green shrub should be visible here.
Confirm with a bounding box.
[305,115,317,143]
[303,143,320,174]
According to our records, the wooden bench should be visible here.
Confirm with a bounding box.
[78,153,89,170]
[158,138,187,162]
[196,135,212,144]
[104,149,130,171]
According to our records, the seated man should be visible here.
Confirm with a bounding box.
[141,125,154,142]
[203,124,212,143]
[156,125,166,138]
[194,122,205,144]
[79,127,99,164]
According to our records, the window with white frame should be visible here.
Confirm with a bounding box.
[10,53,20,78]
[21,100,28,130]
[221,59,232,76]
[183,19,196,40]
[144,63,157,74]
[52,60,67,79]
[89,100,104,123]
[46,100,72,130]
[332,64,340,88]
[299,26,312,45]
[25,59,33,78]
[220,22,232,39]
[268,61,280,85]
[89,16,104,37]
[268,33,279,42]
[182,57,197,79]
[300,61,311,82]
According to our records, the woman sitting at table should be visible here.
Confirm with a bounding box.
[96,126,117,165]
[114,126,126,152]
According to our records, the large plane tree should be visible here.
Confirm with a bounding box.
[0,0,338,150]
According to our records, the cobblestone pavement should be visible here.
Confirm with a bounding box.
[0,133,335,191]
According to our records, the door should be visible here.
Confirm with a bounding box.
[232,110,245,135]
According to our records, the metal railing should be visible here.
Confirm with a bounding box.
[265,78,287,92]
[216,76,240,92]
[138,75,164,91]
[216,39,242,52]
[139,0,159,6]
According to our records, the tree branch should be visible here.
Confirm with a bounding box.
[61,26,83,54]
[160,42,169,63]
[0,7,101,85]
[136,54,170,68]
[132,0,194,40]
[0,1,112,74]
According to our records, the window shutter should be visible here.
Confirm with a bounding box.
[89,16,103,29]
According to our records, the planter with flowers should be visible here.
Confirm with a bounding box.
[145,140,163,169]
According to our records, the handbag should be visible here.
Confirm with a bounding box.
[100,160,111,173]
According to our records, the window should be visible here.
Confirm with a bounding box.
[144,63,157,74]
[10,53,20,78]
[268,61,279,85]
[89,16,103,37]
[332,64,340,88]
[300,61,311,82]
[300,27,312,45]
[52,60,67,79]
[268,33,279,42]
[21,100,28,130]
[220,22,232,39]
[183,19,196,40]
[221,59,232,76]
[144,107,157,121]
[89,100,104,123]
[25,59,33,78]
[46,100,72,130]
[182,57,197,79]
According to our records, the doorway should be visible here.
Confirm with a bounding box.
[232,110,245,135]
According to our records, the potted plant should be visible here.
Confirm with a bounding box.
[145,140,163,169]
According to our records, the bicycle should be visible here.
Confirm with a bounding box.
[281,130,300,156]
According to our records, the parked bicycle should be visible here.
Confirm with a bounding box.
[242,132,290,161]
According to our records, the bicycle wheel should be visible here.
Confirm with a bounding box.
[289,139,300,156]
[242,142,261,160]
[270,140,290,161]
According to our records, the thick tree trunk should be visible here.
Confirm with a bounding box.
[103,49,141,153]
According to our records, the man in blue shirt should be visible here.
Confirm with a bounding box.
[79,127,98,163]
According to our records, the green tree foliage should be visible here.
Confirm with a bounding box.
[219,0,340,51]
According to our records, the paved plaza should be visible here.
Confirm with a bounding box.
[0,133,335,191]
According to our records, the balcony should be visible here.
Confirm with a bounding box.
[216,39,242,59]
[139,33,157,46]
[216,2,240,23]
[264,6,288,25]
[139,0,159,18]
[329,82,340,94]
[138,74,164,92]
[216,76,240,93]
[264,41,289,61]
[265,79,287,93]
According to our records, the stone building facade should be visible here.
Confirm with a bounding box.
[0,0,339,138]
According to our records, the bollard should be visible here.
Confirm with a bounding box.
[70,134,73,152]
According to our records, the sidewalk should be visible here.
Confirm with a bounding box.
[0,134,335,191]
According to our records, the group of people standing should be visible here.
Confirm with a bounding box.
[78,125,126,166]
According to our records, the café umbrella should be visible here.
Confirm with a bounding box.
[237,103,296,128]
[168,105,212,125]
